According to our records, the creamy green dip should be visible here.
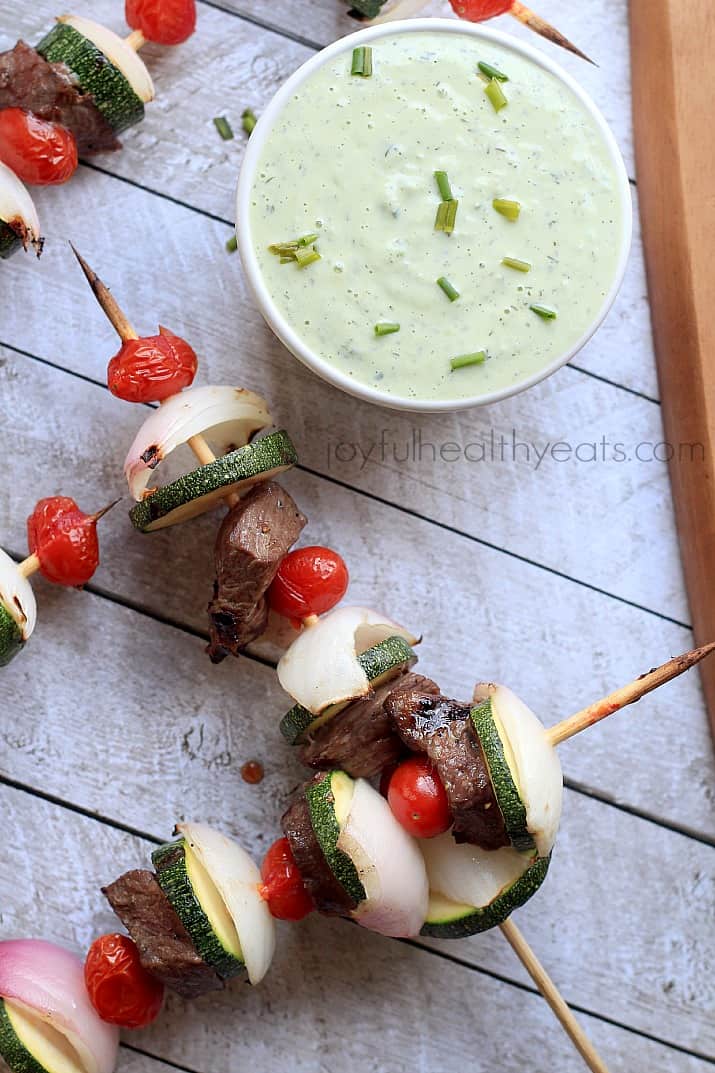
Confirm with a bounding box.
[249,30,626,404]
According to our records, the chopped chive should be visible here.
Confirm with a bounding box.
[297,233,319,247]
[493,197,521,221]
[478,60,509,82]
[351,46,373,77]
[241,108,257,136]
[279,256,294,264]
[225,235,238,253]
[485,78,508,113]
[530,304,557,319]
[374,322,400,336]
[434,170,453,202]
[213,115,234,141]
[434,198,459,234]
[437,276,460,302]
[502,256,531,272]
[295,247,321,268]
[450,351,486,371]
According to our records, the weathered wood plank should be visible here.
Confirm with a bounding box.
[0,173,677,617]
[0,586,712,1051]
[0,344,711,833]
[0,0,654,399]
[0,782,712,1067]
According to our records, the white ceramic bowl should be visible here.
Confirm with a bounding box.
[236,18,632,413]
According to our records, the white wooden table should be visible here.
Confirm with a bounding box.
[0,2,713,1071]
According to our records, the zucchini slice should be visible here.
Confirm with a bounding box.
[420,834,550,939]
[129,429,298,532]
[36,18,149,134]
[279,634,417,744]
[0,221,21,261]
[0,605,23,668]
[473,683,563,858]
[152,838,245,981]
[470,697,534,853]
[305,771,366,904]
[0,998,85,1073]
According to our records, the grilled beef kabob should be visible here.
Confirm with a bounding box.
[0,623,711,1073]
[348,0,594,64]
[0,495,116,666]
[73,248,345,665]
[0,0,196,259]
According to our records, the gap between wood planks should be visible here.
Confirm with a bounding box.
[0,772,712,1068]
[0,337,680,629]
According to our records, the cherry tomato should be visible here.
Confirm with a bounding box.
[85,934,164,1029]
[268,546,349,622]
[125,0,197,45]
[107,326,198,403]
[449,0,513,19]
[0,109,78,186]
[387,757,452,839]
[27,497,109,587]
[260,837,315,921]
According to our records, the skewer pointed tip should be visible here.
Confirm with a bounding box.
[69,242,138,343]
[92,499,122,522]
[510,2,596,65]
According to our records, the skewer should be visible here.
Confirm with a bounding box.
[69,245,240,509]
[372,0,594,64]
[545,641,715,747]
[125,29,146,50]
[499,918,610,1073]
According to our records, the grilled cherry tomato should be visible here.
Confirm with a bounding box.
[260,837,315,921]
[107,326,198,403]
[449,0,512,18]
[126,0,197,45]
[387,757,452,839]
[27,497,109,587]
[268,546,349,623]
[0,109,78,186]
[85,934,164,1029]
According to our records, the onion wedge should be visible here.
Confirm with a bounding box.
[0,548,36,642]
[0,162,42,258]
[277,605,419,715]
[59,15,155,103]
[473,682,563,857]
[0,940,118,1073]
[124,385,272,501]
[176,823,276,985]
[337,778,429,937]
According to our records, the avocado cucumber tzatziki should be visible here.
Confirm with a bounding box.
[246,28,628,405]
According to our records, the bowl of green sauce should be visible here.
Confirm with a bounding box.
[236,19,632,412]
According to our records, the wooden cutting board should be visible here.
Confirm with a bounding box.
[630,0,715,738]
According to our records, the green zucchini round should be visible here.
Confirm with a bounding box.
[471,697,536,853]
[304,771,366,904]
[36,22,144,134]
[0,221,21,261]
[0,603,23,667]
[129,430,298,532]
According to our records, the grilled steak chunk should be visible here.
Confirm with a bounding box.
[385,686,509,850]
[282,787,357,916]
[299,672,440,777]
[0,41,119,154]
[207,481,306,663]
[102,869,223,998]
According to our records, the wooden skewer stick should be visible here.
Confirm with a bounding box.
[545,641,715,748]
[509,2,595,65]
[69,245,240,510]
[125,29,146,51]
[499,919,610,1073]
[371,0,594,64]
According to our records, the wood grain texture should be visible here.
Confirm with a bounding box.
[0,586,713,1050]
[0,783,712,1068]
[1,346,713,835]
[0,176,682,620]
[630,0,715,736]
